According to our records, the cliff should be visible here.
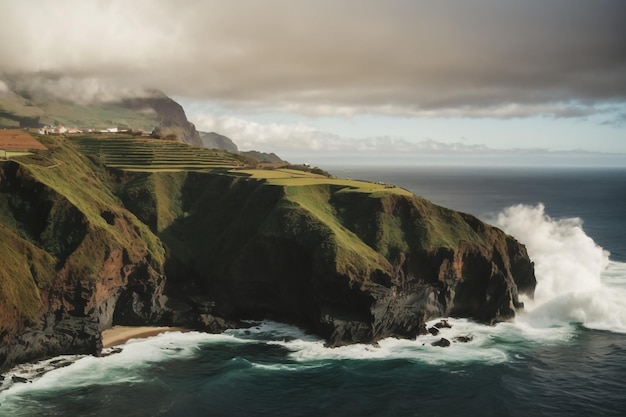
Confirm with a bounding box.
[0,140,168,369]
[145,173,535,345]
[0,136,535,371]
[199,131,239,153]
[240,150,286,164]
[119,94,203,146]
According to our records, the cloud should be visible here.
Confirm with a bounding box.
[1,0,625,117]
[192,113,490,154]
[5,74,157,104]
[191,113,626,167]
[256,102,600,119]
[192,114,343,152]
[600,111,626,127]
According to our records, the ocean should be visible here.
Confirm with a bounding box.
[1,166,625,417]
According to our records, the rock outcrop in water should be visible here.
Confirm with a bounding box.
[0,136,535,371]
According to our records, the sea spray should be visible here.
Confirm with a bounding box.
[494,203,626,333]
[496,203,609,302]
[604,261,626,287]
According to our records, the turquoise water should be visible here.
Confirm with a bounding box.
[1,167,625,416]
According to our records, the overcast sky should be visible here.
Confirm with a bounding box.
[1,0,625,165]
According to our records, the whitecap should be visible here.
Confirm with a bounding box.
[494,203,626,334]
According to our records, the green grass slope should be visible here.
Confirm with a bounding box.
[0,225,55,324]
[0,135,166,332]
[16,136,164,265]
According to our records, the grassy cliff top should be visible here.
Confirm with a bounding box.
[63,134,415,198]
[236,168,413,197]
[7,134,499,258]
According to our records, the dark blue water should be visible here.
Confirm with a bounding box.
[2,166,625,416]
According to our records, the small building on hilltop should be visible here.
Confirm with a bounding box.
[38,125,77,135]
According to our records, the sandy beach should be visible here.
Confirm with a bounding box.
[102,326,186,348]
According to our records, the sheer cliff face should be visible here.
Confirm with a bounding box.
[199,132,239,153]
[0,144,167,370]
[155,176,535,346]
[119,95,203,147]
[0,137,535,370]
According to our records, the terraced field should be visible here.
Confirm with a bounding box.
[71,136,249,172]
[68,136,409,198]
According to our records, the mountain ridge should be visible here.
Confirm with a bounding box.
[1,79,204,148]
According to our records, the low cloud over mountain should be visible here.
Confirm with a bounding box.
[1,1,624,118]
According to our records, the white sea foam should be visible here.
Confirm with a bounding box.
[0,330,251,401]
[494,203,626,334]
[225,320,318,342]
[604,261,626,287]
[264,318,550,366]
[0,354,84,393]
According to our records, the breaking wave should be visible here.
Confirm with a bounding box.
[495,203,626,334]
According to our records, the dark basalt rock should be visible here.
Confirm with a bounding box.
[11,375,29,384]
[432,338,451,347]
[428,327,440,336]
[0,316,102,372]
[434,320,452,329]
[49,358,74,369]
[454,335,473,343]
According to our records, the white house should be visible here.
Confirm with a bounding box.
[39,125,69,134]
